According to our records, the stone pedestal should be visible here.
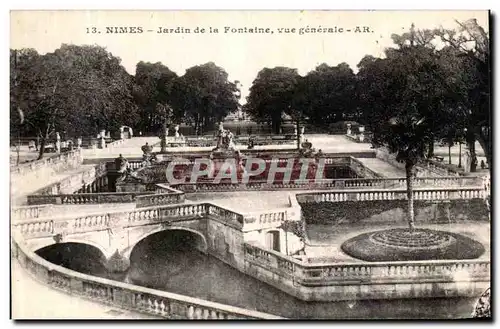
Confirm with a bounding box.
[99,137,106,149]
[358,126,365,142]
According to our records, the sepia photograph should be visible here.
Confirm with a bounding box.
[9,10,491,320]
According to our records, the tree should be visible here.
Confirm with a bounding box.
[158,103,173,153]
[170,62,239,135]
[303,63,357,126]
[11,44,139,159]
[278,220,305,256]
[360,44,448,230]
[132,61,178,133]
[432,19,491,168]
[245,67,300,134]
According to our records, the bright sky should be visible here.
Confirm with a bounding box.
[10,10,489,102]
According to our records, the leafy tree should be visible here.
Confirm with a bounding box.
[360,43,451,230]
[132,61,178,133]
[170,62,239,135]
[11,44,139,159]
[303,63,357,126]
[245,67,300,134]
[432,19,490,168]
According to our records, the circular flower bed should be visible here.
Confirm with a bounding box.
[341,228,485,262]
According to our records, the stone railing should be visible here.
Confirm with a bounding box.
[135,189,186,208]
[296,187,486,204]
[27,183,186,207]
[27,192,153,205]
[12,213,111,238]
[106,138,126,148]
[35,162,108,195]
[171,176,482,193]
[11,204,54,221]
[127,203,244,229]
[11,235,282,319]
[243,243,490,287]
[128,161,144,170]
[348,156,383,178]
[10,149,83,177]
[13,202,243,240]
[242,208,289,232]
[375,147,462,177]
[205,204,245,228]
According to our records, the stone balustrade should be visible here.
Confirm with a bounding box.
[11,149,83,177]
[27,182,186,206]
[11,236,282,319]
[11,150,84,199]
[206,204,244,228]
[375,147,463,177]
[128,161,144,170]
[106,138,126,148]
[11,204,54,221]
[242,209,289,232]
[172,176,482,193]
[13,212,112,238]
[297,260,490,286]
[244,243,490,287]
[27,192,152,205]
[296,187,485,204]
[135,193,185,208]
[35,162,108,195]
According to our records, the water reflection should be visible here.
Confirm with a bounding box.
[36,234,477,319]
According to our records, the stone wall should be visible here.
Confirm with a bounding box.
[11,149,84,199]
[300,199,489,225]
[349,157,382,178]
[244,229,303,256]
[206,217,246,271]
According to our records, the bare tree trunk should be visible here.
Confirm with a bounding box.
[427,138,434,158]
[478,131,491,167]
[405,161,415,231]
[296,119,301,150]
[37,138,46,160]
[160,121,167,153]
[448,144,452,164]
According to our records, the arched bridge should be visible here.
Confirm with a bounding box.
[12,201,293,272]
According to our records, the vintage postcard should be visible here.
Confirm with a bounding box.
[10,10,491,320]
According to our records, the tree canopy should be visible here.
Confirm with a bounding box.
[10,44,139,158]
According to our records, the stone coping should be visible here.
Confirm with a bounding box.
[12,234,283,320]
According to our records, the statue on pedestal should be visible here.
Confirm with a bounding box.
[115,154,129,174]
[141,142,155,167]
[141,142,153,155]
[463,149,471,173]
[212,123,240,156]
[358,126,365,142]
[99,135,106,149]
[174,125,180,138]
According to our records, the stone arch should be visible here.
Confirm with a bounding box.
[33,240,110,271]
[30,237,111,259]
[123,226,208,260]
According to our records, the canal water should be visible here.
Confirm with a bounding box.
[36,231,477,319]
